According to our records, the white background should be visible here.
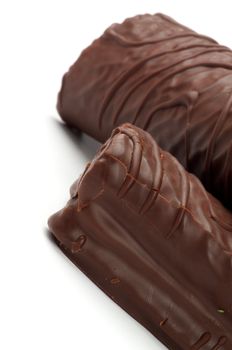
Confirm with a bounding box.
[1,1,232,349]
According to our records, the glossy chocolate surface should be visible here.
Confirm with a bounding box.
[57,13,232,209]
[48,124,232,350]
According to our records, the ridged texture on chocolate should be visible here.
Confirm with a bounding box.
[49,124,232,350]
[57,13,232,209]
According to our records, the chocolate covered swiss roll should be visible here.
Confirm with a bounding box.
[57,14,232,209]
[49,124,232,350]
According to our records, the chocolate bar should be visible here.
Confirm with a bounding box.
[48,123,232,349]
[57,13,232,209]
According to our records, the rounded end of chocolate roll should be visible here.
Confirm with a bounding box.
[56,72,68,123]
[56,69,81,132]
[48,199,87,254]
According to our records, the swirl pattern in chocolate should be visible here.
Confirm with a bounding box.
[57,13,232,209]
[48,124,232,350]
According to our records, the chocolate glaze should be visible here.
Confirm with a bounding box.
[57,13,232,209]
[48,124,232,350]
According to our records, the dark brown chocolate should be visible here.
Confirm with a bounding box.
[57,13,232,209]
[48,124,232,350]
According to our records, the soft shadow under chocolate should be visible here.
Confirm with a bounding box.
[45,228,59,246]
[51,118,101,160]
